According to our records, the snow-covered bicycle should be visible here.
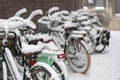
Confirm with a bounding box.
[61,12,96,55]
[0,15,61,80]
[70,9,110,53]
[38,7,91,74]
[15,8,68,80]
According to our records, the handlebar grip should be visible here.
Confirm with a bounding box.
[59,10,69,15]
[47,7,59,15]
[8,16,36,30]
[15,8,27,17]
[28,9,43,20]
[37,16,49,24]
[51,10,69,18]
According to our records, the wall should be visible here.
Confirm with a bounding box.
[0,0,83,18]
[107,0,120,30]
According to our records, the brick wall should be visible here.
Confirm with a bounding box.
[0,0,83,19]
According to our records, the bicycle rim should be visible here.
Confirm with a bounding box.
[66,39,91,74]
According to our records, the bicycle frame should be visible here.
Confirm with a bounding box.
[72,29,96,54]
[1,31,23,80]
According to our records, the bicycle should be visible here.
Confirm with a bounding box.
[70,9,110,53]
[38,7,91,74]
[15,8,68,80]
[0,15,61,80]
[61,10,96,55]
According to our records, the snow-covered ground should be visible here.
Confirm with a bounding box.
[68,31,120,80]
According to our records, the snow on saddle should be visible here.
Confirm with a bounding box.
[25,33,53,44]
[20,41,44,56]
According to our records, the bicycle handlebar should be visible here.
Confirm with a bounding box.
[51,10,69,17]
[0,16,36,32]
[46,7,59,16]
[46,7,59,20]
[14,9,43,29]
[28,9,43,20]
[38,8,69,25]
[37,16,50,25]
[15,8,27,17]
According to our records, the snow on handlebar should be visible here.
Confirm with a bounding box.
[51,10,69,17]
[0,16,37,34]
[15,9,43,30]
[38,8,69,25]
[47,7,59,20]
[46,7,59,16]
[8,16,36,29]
[28,9,43,20]
[15,8,27,17]
[37,16,50,25]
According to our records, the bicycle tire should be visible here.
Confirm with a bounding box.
[30,66,51,80]
[66,39,91,74]
[30,62,60,80]
[95,44,106,53]
[92,23,107,53]
[51,62,66,80]
[88,41,96,54]
[86,33,96,54]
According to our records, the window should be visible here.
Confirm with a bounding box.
[86,0,106,10]
[115,0,120,16]
[95,0,105,10]
[88,0,94,4]
[95,0,105,7]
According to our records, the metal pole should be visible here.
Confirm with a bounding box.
[106,0,109,12]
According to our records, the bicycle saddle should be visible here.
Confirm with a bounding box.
[25,33,53,44]
[63,21,77,31]
[20,41,43,56]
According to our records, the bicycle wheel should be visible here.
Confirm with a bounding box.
[95,43,106,53]
[51,62,66,80]
[87,40,96,54]
[66,39,91,74]
[30,67,51,80]
[86,34,96,54]
[95,32,108,53]
[30,62,60,80]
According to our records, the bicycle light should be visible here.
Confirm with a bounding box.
[82,33,86,37]
[28,60,36,65]
[57,54,65,59]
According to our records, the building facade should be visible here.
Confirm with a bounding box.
[0,0,83,18]
[0,0,119,30]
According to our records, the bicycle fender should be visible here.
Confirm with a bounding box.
[80,40,89,52]
[37,55,54,66]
